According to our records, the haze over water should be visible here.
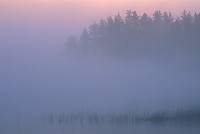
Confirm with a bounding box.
[0,0,200,134]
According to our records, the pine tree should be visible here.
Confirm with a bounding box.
[194,12,200,32]
[180,10,193,32]
[163,12,174,27]
[65,35,78,56]
[153,11,163,26]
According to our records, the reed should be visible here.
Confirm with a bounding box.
[41,107,200,126]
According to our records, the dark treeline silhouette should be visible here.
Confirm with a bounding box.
[65,10,200,59]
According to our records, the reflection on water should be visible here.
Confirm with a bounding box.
[1,118,200,134]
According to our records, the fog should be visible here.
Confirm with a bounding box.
[1,26,200,117]
[1,6,200,134]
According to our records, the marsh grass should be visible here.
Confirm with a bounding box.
[41,107,200,126]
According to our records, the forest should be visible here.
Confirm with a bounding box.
[65,10,200,59]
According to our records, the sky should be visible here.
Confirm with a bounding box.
[0,0,200,118]
[1,0,200,37]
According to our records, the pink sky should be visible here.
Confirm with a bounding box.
[0,0,200,36]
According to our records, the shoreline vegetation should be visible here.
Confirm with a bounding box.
[41,107,200,126]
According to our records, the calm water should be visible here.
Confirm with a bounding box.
[1,115,200,134]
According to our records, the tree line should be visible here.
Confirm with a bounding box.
[65,10,200,59]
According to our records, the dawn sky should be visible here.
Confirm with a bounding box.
[1,0,200,36]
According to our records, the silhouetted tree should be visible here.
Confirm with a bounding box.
[105,16,115,50]
[79,28,90,55]
[98,19,107,37]
[194,12,200,32]
[80,28,89,45]
[125,10,140,37]
[162,12,174,41]
[125,10,134,28]
[152,11,164,44]
[89,22,99,41]
[153,11,163,26]
[98,19,107,51]
[140,13,152,31]
[171,17,182,33]
[114,13,124,31]
[132,11,140,30]
[113,13,126,56]
[113,13,124,41]
[180,10,193,32]
[163,12,174,28]
[65,35,78,56]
